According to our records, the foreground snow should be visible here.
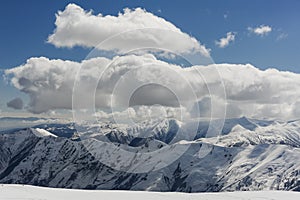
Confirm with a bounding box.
[0,184,299,200]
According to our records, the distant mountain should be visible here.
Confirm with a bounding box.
[0,117,51,121]
[33,123,76,138]
[0,117,73,134]
[0,117,299,192]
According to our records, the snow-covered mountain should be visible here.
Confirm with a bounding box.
[0,117,72,133]
[0,117,299,192]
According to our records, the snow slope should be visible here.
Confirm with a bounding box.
[30,128,57,138]
[0,184,299,200]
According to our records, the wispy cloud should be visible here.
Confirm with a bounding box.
[248,25,272,36]
[277,32,288,41]
[223,11,229,20]
[215,32,236,48]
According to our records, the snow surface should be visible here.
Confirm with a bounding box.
[0,184,299,200]
[30,128,57,138]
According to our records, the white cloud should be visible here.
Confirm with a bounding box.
[47,4,210,56]
[5,56,110,113]
[248,25,272,36]
[215,32,236,48]
[94,105,188,125]
[5,55,300,120]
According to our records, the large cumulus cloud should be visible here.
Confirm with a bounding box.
[5,54,300,120]
[47,4,210,56]
[5,56,109,113]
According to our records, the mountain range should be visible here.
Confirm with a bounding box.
[0,117,299,192]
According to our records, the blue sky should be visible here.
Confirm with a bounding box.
[0,0,300,116]
[1,0,300,71]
